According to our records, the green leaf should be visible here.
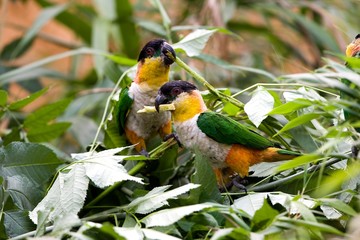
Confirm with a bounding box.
[151,0,171,28]
[173,29,217,57]
[36,0,92,43]
[268,98,313,115]
[114,0,140,59]
[69,116,101,149]
[4,210,36,238]
[83,224,125,240]
[12,4,68,57]
[29,164,90,224]
[92,17,110,78]
[276,154,320,172]
[8,87,48,111]
[151,144,179,185]
[0,37,34,61]
[251,197,279,232]
[141,203,214,228]
[27,122,71,142]
[190,150,222,203]
[0,90,7,107]
[137,20,167,36]
[279,218,344,236]
[92,0,116,20]
[104,118,127,149]
[24,98,72,129]
[0,142,63,209]
[319,199,357,217]
[274,113,321,136]
[127,183,200,214]
[244,87,274,127]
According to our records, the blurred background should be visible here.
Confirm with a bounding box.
[0,0,359,151]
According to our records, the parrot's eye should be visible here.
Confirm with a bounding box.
[171,87,182,96]
[145,47,155,57]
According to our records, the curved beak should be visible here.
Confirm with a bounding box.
[161,42,176,65]
[155,94,169,112]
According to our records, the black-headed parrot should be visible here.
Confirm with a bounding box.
[343,34,360,157]
[155,80,301,189]
[116,39,176,155]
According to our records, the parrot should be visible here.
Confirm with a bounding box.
[155,80,301,189]
[116,39,176,155]
[343,33,360,157]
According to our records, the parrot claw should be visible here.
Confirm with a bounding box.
[163,133,183,147]
[219,175,248,194]
[231,175,248,194]
[139,149,150,157]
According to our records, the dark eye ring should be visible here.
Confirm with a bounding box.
[171,87,181,95]
[146,47,155,56]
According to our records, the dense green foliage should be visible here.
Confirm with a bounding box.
[0,0,359,239]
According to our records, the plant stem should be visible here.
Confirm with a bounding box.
[174,56,244,108]
[248,157,342,192]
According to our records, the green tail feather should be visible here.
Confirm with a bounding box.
[277,149,302,156]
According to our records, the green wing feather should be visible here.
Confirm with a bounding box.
[115,87,133,135]
[197,111,274,150]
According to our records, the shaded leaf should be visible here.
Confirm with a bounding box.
[24,98,72,129]
[274,113,321,136]
[8,87,48,111]
[276,154,320,172]
[0,37,34,61]
[173,29,217,57]
[13,4,68,57]
[0,142,63,209]
[4,210,36,238]
[191,150,222,203]
[141,203,214,227]
[269,98,313,115]
[27,122,71,142]
[0,90,7,107]
[251,197,279,232]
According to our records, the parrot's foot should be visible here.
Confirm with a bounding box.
[351,145,359,159]
[163,133,183,147]
[139,149,150,157]
[231,175,248,194]
[219,175,248,194]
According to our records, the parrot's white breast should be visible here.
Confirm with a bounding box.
[174,114,231,168]
[126,83,170,139]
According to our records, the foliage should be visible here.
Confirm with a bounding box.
[0,0,360,239]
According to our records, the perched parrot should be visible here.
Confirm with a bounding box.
[155,80,301,188]
[116,39,176,155]
[343,33,360,157]
[344,33,360,132]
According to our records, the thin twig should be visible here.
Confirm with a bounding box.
[248,157,343,192]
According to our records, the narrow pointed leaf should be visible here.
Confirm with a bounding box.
[141,203,214,227]
[8,87,48,110]
[128,183,200,214]
[274,113,321,136]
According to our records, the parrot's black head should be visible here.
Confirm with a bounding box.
[137,39,176,65]
[155,80,197,112]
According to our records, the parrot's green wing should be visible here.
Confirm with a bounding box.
[115,87,133,135]
[197,111,274,149]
